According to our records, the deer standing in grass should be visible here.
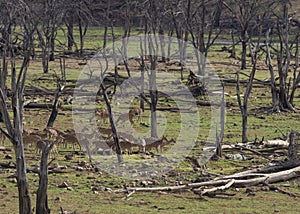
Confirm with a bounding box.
[35,140,59,158]
[116,107,142,125]
[144,136,176,153]
[96,108,109,125]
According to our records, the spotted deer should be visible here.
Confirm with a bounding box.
[116,107,142,125]
[106,135,137,155]
[144,136,176,153]
[129,107,142,123]
[23,130,42,148]
[98,126,113,137]
[35,140,59,158]
[118,137,137,154]
[59,130,80,151]
[96,108,109,125]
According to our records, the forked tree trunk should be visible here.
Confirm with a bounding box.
[36,141,52,214]
[46,87,63,128]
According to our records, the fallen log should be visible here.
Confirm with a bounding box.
[115,165,300,194]
[235,144,271,160]
[195,179,235,196]
[24,103,53,109]
[216,161,300,180]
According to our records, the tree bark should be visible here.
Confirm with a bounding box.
[67,18,74,51]
[101,84,123,163]
[14,139,32,214]
[36,141,52,214]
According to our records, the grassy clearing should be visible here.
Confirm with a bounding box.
[1,26,300,213]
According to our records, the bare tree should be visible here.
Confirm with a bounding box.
[0,1,34,213]
[224,0,273,70]
[216,83,225,157]
[34,0,65,73]
[99,50,123,163]
[47,58,66,128]
[236,15,265,143]
[184,0,223,75]
[36,141,55,214]
[265,0,299,112]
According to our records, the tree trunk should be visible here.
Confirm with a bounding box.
[46,88,62,128]
[14,139,32,214]
[103,26,108,50]
[49,32,55,62]
[150,90,158,138]
[78,18,87,56]
[149,55,158,138]
[67,19,74,51]
[230,30,236,58]
[241,33,247,70]
[241,112,248,143]
[101,85,123,163]
[42,48,49,74]
[159,28,166,62]
[265,29,280,112]
[36,141,51,214]
[139,42,146,111]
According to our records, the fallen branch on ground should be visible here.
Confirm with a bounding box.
[115,164,300,196]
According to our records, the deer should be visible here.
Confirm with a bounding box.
[116,107,142,125]
[118,137,136,154]
[23,129,42,148]
[96,108,109,125]
[59,130,80,151]
[129,107,142,124]
[144,136,176,154]
[98,126,113,137]
[105,135,137,155]
[35,140,59,159]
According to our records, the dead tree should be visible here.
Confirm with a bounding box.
[34,0,65,73]
[47,58,66,128]
[143,12,160,138]
[100,50,123,163]
[223,0,272,70]
[216,83,225,157]
[288,131,300,162]
[184,0,223,75]
[36,140,55,214]
[265,1,299,112]
[0,2,34,213]
[236,16,264,143]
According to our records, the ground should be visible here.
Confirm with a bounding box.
[1,35,300,213]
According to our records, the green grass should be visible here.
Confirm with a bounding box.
[1,25,300,213]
